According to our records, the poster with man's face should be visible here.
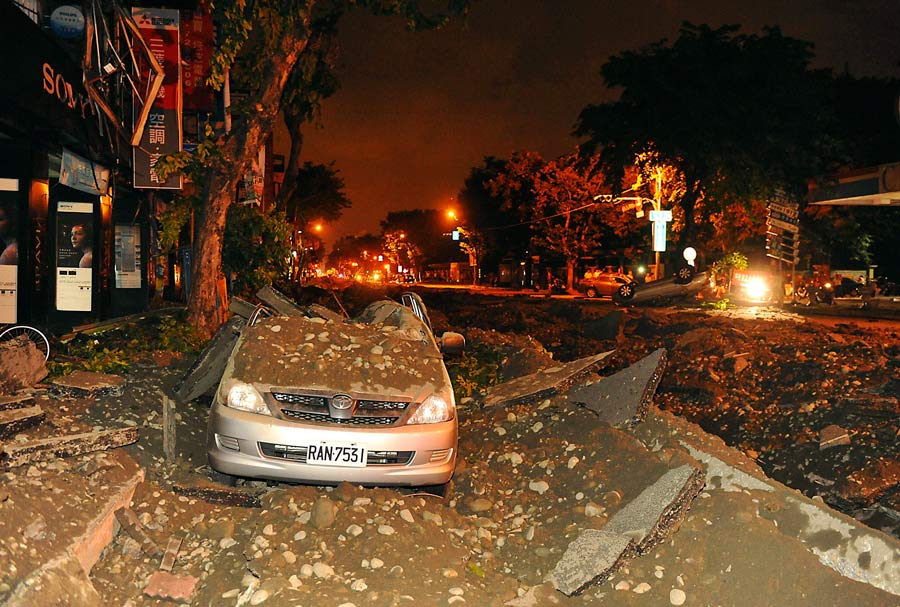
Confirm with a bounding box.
[56,201,94,311]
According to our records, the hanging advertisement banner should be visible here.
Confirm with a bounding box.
[114,224,142,288]
[180,3,214,112]
[0,179,19,323]
[132,7,183,190]
[60,148,110,195]
[56,201,94,311]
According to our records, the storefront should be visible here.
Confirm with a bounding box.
[0,2,149,331]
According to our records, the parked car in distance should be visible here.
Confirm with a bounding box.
[614,267,708,305]
[206,292,465,488]
[578,270,632,298]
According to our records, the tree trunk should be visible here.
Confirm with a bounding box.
[279,109,305,211]
[187,28,312,337]
[566,259,576,291]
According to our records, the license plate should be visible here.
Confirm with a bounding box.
[306,442,367,468]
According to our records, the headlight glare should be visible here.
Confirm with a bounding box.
[407,393,454,424]
[220,379,270,416]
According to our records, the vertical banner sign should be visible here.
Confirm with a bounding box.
[0,178,19,323]
[648,209,672,252]
[132,8,182,189]
[56,201,94,311]
[114,225,142,288]
[179,3,214,113]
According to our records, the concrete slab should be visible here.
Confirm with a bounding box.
[567,348,667,426]
[547,529,634,596]
[1,450,144,605]
[604,464,706,554]
[51,370,126,397]
[482,351,614,407]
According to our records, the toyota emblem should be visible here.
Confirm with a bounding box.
[331,394,353,410]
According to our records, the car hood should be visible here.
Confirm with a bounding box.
[227,314,450,400]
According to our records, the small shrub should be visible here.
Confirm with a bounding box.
[157,317,205,353]
[446,343,505,400]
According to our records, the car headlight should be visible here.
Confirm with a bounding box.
[407,393,455,424]
[219,379,271,416]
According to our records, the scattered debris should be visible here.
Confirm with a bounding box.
[567,348,667,426]
[0,427,138,469]
[162,395,177,461]
[0,394,35,411]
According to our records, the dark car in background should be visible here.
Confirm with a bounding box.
[578,270,632,298]
[614,266,708,305]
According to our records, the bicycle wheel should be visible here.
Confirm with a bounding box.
[0,325,50,361]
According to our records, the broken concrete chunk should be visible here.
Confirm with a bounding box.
[547,529,635,596]
[482,351,614,407]
[819,424,851,450]
[256,285,305,317]
[143,570,199,604]
[115,508,164,558]
[160,535,184,572]
[229,296,258,319]
[567,348,667,426]
[307,303,346,322]
[0,427,138,469]
[604,464,706,554]
[0,336,48,393]
[171,315,245,404]
[0,405,45,439]
[51,371,126,397]
[0,394,35,411]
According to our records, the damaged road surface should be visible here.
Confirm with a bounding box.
[1,292,899,606]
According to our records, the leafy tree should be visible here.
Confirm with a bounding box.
[489,152,638,289]
[379,209,455,272]
[327,233,383,278]
[222,204,292,297]
[457,157,531,274]
[157,0,468,336]
[575,23,838,250]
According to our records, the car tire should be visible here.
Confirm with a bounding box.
[585,287,598,298]
[208,468,237,487]
[616,283,636,301]
[674,265,695,285]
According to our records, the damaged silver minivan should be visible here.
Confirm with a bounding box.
[200,292,464,487]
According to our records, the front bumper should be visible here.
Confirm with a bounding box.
[207,403,457,485]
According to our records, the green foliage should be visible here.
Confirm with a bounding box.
[49,339,130,376]
[712,251,749,275]
[576,23,839,245]
[467,562,486,578]
[223,204,292,297]
[158,317,206,353]
[701,297,732,311]
[446,343,504,399]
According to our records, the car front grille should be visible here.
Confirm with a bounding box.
[270,390,409,426]
[271,392,328,407]
[281,409,397,425]
[258,442,413,465]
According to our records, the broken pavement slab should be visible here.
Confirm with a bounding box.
[548,464,704,596]
[1,450,144,606]
[256,284,305,317]
[0,427,139,469]
[51,370,126,397]
[547,529,635,596]
[0,405,45,439]
[603,464,706,554]
[0,393,35,411]
[566,348,667,426]
[482,351,614,407]
[171,315,246,404]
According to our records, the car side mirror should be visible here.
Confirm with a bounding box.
[440,331,466,354]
